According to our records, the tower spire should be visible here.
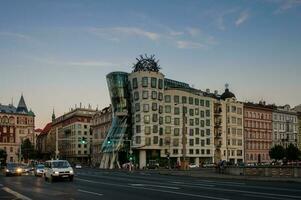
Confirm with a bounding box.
[16,94,28,113]
[52,108,56,122]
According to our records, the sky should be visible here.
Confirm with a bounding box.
[0,0,300,129]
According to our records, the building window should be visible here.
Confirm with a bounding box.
[174,128,180,136]
[189,128,194,136]
[159,117,163,125]
[201,120,205,127]
[189,149,194,154]
[189,139,194,146]
[165,126,171,134]
[205,100,210,107]
[153,125,158,133]
[189,109,194,116]
[136,114,140,122]
[165,105,171,113]
[206,138,210,145]
[135,103,140,112]
[195,98,199,105]
[195,118,199,125]
[144,115,150,124]
[195,108,199,115]
[151,91,157,99]
[151,77,157,88]
[206,119,210,126]
[136,125,141,133]
[200,99,204,106]
[196,137,200,144]
[145,126,151,135]
[174,107,180,115]
[134,91,139,101]
[165,95,171,103]
[142,77,148,87]
[136,136,141,144]
[174,118,180,125]
[152,113,158,122]
[182,96,187,104]
[133,78,138,89]
[151,102,157,111]
[206,149,210,155]
[10,147,13,153]
[231,106,237,113]
[237,108,242,115]
[189,97,193,105]
[143,104,149,112]
[206,110,210,117]
[153,136,159,144]
[189,119,194,126]
[174,95,179,103]
[158,79,163,89]
[142,91,149,99]
[158,92,163,101]
[200,111,205,118]
[206,129,210,136]
[165,116,171,124]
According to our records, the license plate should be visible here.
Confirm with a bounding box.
[62,175,68,178]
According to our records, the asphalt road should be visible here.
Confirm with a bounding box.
[1,168,301,200]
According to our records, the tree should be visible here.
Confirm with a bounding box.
[286,143,301,161]
[0,149,7,166]
[269,145,286,161]
[21,138,36,163]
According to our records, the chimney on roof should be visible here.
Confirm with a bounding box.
[206,89,210,93]
[214,90,218,95]
[80,102,82,108]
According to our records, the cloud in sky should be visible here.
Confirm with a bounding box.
[273,0,301,14]
[186,27,201,36]
[235,11,249,26]
[31,56,118,67]
[176,40,204,49]
[88,27,160,41]
[0,31,35,42]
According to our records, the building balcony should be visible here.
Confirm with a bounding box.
[214,108,222,115]
[214,122,222,127]
[215,143,222,149]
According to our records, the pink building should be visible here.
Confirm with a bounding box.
[244,102,273,164]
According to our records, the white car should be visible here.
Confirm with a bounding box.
[75,164,82,169]
[44,160,74,182]
[188,164,199,168]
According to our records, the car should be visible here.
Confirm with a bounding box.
[34,164,45,176]
[146,160,159,169]
[75,164,82,169]
[188,163,199,168]
[202,163,216,168]
[44,160,74,182]
[4,163,23,176]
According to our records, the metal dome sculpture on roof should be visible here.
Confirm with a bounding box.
[132,54,161,72]
[220,83,236,100]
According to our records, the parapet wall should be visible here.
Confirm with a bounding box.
[224,166,301,178]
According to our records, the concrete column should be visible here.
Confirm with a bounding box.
[139,150,146,169]
[195,157,200,166]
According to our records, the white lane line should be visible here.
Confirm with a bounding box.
[2,187,32,200]
[78,189,103,196]
[77,178,229,200]
[129,183,180,190]
[243,194,288,200]
[170,181,215,187]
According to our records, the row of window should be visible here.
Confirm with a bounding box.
[227,139,243,146]
[245,142,271,150]
[245,131,272,140]
[132,77,164,89]
[223,149,243,157]
[246,153,270,161]
[245,120,272,129]
[245,111,272,120]
[226,106,243,115]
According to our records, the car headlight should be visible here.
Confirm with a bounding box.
[6,169,9,172]
[54,171,59,175]
[16,168,22,173]
[70,170,74,174]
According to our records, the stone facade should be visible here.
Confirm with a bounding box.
[0,95,35,163]
[272,105,298,148]
[91,105,112,167]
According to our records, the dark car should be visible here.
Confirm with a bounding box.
[4,163,23,176]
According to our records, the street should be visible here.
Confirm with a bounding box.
[1,168,301,200]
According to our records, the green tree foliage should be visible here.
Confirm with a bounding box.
[269,145,286,161]
[286,143,301,161]
[21,138,36,162]
[0,149,7,166]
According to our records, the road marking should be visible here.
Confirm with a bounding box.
[78,189,103,196]
[243,194,287,200]
[2,187,32,200]
[77,178,229,200]
[194,185,301,199]
[129,183,180,190]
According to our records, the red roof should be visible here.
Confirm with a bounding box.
[35,128,43,132]
[40,122,52,136]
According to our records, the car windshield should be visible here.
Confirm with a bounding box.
[37,165,44,169]
[7,163,20,168]
[52,161,70,168]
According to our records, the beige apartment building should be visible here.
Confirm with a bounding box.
[51,107,96,165]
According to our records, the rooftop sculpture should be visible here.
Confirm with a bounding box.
[132,54,161,72]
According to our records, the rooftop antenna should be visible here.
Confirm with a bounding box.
[11,97,14,106]
[225,83,229,89]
